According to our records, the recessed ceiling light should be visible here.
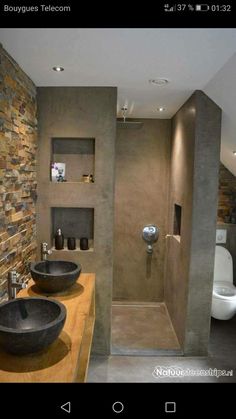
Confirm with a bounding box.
[233,151,236,155]
[52,66,64,72]
[157,106,166,112]
[149,78,169,86]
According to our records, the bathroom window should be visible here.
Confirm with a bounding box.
[173,204,182,236]
[51,137,95,183]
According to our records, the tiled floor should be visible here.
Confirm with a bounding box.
[87,315,236,382]
[112,303,181,355]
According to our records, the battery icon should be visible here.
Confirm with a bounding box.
[195,4,209,11]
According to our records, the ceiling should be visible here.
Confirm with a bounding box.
[1,28,236,173]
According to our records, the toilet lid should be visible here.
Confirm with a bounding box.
[214,246,233,284]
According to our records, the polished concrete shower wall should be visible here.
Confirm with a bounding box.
[165,90,221,355]
[37,87,117,355]
[113,120,171,301]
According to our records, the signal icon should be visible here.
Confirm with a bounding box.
[188,4,195,11]
[164,4,176,12]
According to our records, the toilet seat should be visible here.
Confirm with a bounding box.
[213,281,236,300]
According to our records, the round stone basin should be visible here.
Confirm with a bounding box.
[30,260,81,293]
[0,297,66,355]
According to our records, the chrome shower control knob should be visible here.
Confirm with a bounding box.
[142,225,159,254]
[142,225,159,243]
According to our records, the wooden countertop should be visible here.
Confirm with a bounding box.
[0,273,95,383]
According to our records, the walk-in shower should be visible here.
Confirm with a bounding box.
[112,117,181,356]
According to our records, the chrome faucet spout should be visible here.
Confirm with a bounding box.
[41,242,52,261]
[7,270,27,300]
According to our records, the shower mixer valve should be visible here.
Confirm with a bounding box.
[142,224,159,254]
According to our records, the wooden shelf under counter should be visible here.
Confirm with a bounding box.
[0,273,95,383]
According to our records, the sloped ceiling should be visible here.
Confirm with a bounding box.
[204,53,236,176]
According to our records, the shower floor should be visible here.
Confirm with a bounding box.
[112,302,181,355]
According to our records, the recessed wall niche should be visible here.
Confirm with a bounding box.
[173,204,182,237]
[51,138,95,183]
[51,207,94,251]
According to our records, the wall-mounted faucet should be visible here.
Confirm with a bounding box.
[41,242,52,261]
[8,270,27,300]
[142,224,159,254]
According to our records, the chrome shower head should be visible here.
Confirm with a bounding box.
[116,106,143,129]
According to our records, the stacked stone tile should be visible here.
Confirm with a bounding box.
[0,45,37,298]
[218,162,236,222]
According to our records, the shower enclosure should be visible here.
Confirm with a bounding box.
[112,91,221,356]
[112,118,181,355]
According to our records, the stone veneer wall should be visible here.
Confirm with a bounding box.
[218,162,236,222]
[0,45,37,300]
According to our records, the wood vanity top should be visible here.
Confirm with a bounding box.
[0,273,95,383]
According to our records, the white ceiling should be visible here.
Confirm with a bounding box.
[1,28,236,173]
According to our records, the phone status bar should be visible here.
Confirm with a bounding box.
[164,4,232,12]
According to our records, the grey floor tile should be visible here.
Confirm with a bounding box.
[88,314,236,383]
[112,303,180,352]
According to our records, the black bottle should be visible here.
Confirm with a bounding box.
[55,228,64,250]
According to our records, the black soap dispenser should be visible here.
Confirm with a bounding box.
[55,228,64,250]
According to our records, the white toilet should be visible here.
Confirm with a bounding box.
[212,245,236,320]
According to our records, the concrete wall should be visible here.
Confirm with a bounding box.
[113,119,171,302]
[0,45,37,301]
[165,90,221,355]
[37,87,117,355]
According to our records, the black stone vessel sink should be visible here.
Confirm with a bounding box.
[30,260,81,293]
[0,297,66,355]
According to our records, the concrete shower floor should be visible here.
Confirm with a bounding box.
[111,302,181,355]
[88,316,236,383]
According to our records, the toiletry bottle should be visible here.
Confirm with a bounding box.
[80,237,89,250]
[55,228,64,249]
[67,237,76,250]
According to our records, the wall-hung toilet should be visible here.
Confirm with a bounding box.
[212,245,236,320]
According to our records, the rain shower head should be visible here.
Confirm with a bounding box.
[117,106,143,129]
[116,120,143,129]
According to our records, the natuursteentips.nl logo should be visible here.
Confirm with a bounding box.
[152,366,233,379]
